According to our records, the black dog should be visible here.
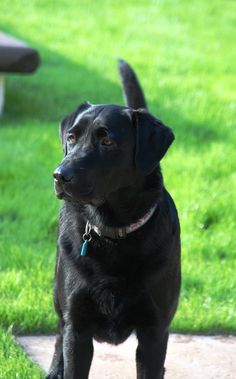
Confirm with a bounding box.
[47,60,181,379]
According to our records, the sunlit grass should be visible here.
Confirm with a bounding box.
[0,326,44,378]
[0,0,235,376]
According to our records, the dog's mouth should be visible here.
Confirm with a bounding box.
[54,179,66,199]
[55,190,65,200]
[55,191,77,202]
[54,179,102,205]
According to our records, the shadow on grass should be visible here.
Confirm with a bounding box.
[1,27,225,151]
[4,52,121,124]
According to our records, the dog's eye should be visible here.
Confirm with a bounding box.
[100,137,113,146]
[67,133,76,144]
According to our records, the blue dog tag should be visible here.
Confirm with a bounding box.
[81,240,88,256]
[80,222,92,257]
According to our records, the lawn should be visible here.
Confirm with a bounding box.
[0,0,235,377]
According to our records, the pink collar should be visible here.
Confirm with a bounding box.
[91,203,158,239]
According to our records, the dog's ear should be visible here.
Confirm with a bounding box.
[59,102,91,155]
[134,109,175,176]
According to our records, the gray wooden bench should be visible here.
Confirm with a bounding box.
[0,31,40,115]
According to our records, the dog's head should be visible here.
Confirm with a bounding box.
[53,103,174,204]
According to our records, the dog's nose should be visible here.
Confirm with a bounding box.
[53,166,73,183]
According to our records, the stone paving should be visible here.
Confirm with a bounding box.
[18,334,236,378]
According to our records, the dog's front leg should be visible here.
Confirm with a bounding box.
[46,319,64,379]
[136,329,169,379]
[63,324,93,379]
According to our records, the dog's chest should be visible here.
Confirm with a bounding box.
[65,238,162,344]
[81,242,141,307]
[88,274,140,344]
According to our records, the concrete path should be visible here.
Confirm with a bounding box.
[18,334,236,378]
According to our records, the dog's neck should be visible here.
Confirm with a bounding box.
[82,169,163,229]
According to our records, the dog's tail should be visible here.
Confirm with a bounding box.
[118,59,147,110]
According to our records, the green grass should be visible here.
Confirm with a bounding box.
[0,0,236,376]
[0,326,44,378]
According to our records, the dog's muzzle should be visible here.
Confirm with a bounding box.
[53,165,74,199]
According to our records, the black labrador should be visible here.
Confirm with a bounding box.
[47,60,181,379]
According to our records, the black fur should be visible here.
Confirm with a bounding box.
[47,60,181,379]
[118,59,147,109]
